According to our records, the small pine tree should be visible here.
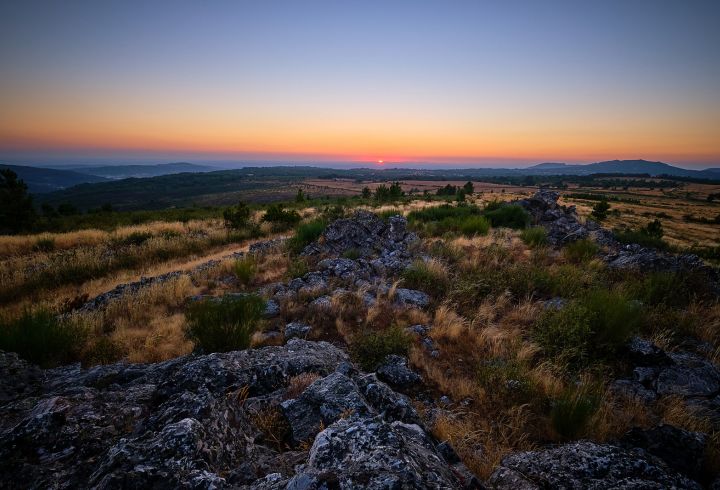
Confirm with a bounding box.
[463,181,474,194]
[456,189,466,202]
[643,219,664,239]
[223,201,251,230]
[0,169,36,234]
[591,199,610,221]
[362,186,371,199]
[295,188,305,203]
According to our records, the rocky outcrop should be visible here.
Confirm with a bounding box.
[302,211,417,274]
[517,189,601,246]
[488,440,702,489]
[0,341,474,489]
[613,338,720,430]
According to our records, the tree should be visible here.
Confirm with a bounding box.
[436,184,457,196]
[643,219,664,239]
[223,201,251,230]
[591,199,610,221]
[456,189,466,202]
[388,182,404,199]
[463,181,474,194]
[362,186,371,199]
[0,169,36,234]
[375,184,390,202]
[295,188,305,203]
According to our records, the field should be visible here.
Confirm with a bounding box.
[2,174,720,484]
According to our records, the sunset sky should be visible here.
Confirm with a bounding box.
[1,1,719,168]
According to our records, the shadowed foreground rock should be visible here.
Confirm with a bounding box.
[0,341,475,489]
[488,440,702,489]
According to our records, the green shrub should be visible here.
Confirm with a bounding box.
[457,215,490,236]
[33,237,56,252]
[185,295,265,353]
[342,248,361,260]
[233,256,256,286]
[520,227,547,248]
[117,231,153,246]
[0,309,86,368]
[564,239,599,263]
[401,259,449,298]
[483,204,530,229]
[378,208,403,220]
[477,359,534,401]
[624,270,713,308]
[287,218,326,253]
[590,199,610,221]
[350,325,411,371]
[551,383,601,439]
[614,228,669,250]
[534,290,641,367]
[285,257,309,280]
[407,205,488,236]
[263,205,301,230]
[223,201,251,230]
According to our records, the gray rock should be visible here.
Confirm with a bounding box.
[620,424,707,480]
[656,352,720,397]
[376,355,422,389]
[264,299,281,318]
[280,372,372,445]
[0,340,347,488]
[285,322,312,340]
[299,416,464,489]
[627,337,672,367]
[488,440,702,489]
[394,288,430,308]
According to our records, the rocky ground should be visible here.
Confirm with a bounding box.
[2,191,720,489]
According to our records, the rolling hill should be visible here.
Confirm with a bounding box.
[0,164,109,193]
[59,162,219,179]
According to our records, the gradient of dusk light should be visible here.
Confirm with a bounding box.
[1,0,719,167]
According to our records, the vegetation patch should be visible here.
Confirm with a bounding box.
[287,218,326,254]
[185,295,265,353]
[520,227,547,248]
[350,325,411,371]
[482,203,530,229]
[0,309,87,368]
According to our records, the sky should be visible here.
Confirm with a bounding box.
[1,0,719,168]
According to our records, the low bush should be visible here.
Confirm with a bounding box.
[350,325,411,371]
[0,309,86,368]
[534,289,641,367]
[34,237,56,252]
[234,256,256,286]
[263,205,301,230]
[614,229,669,250]
[185,295,265,353]
[287,219,326,254]
[520,227,547,248]
[551,382,601,439]
[117,231,153,246]
[407,205,489,236]
[564,239,598,263]
[483,204,530,229]
[401,259,450,298]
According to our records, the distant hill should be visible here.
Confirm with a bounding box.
[0,164,109,193]
[525,159,701,177]
[61,162,218,179]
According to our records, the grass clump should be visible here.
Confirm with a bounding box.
[534,289,641,367]
[185,295,265,353]
[564,239,599,263]
[233,256,256,286]
[401,259,450,298]
[287,219,326,254]
[33,237,56,252]
[0,309,87,368]
[407,204,489,236]
[350,325,411,371]
[520,227,547,248]
[551,382,601,439]
[483,204,530,229]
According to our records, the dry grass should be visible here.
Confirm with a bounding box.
[431,405,536,479]
[284,373,322,400]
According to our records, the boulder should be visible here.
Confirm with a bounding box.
[376,355,422,389]
[394,288,430,308]
[488,440,702,489]
[285,322,312,340]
